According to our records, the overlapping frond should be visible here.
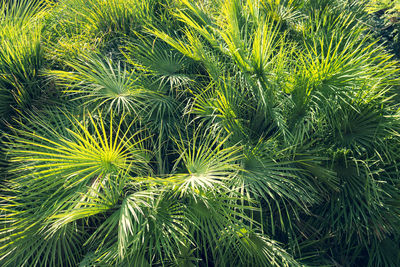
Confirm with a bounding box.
[1,0,400,266]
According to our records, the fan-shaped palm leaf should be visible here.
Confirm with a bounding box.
[48,54,157,114]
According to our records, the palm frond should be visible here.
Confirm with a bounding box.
[0,0,44,119]
[124,37,197,91]
[48,54,157,114]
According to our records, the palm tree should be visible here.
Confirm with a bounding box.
[1,0,399,266]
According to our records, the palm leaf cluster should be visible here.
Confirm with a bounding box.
[0,0,400,266]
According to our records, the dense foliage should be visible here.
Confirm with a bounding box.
[0,0,399,266]
[367,0,400,59]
